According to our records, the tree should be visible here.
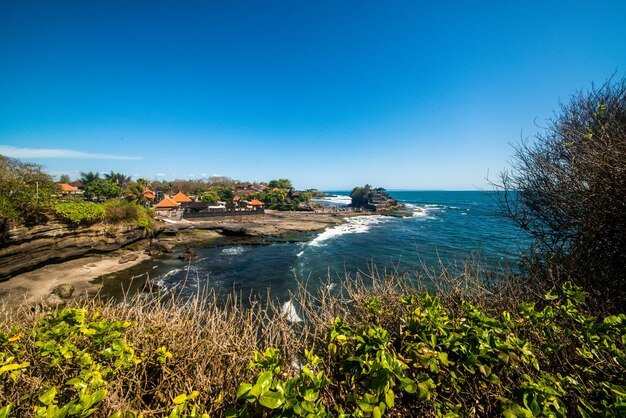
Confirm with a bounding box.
[124,181,148,205]
[59,174,71,183]
[211,186,234,202]
[200,191,219,204]
[496,77,626,309]
[268,179,293,190]
[104,171,131,190]
[79,171,100,186]
[83,179,121,201]
[135,178,150,189]
[350,184,372,208]
[0,155,55,235]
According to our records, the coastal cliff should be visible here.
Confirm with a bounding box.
[0,222,149,280]
[0,211,354,282]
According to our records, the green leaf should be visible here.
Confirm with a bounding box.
[0,404,12,418]
[256,371,273,390]
[173,393,187,405]
[372,406,382,418]
[357,401,374,412]
[91,388,107,405]
[418,380,435,401]
[502,403,533,418]
[303,389,319,402]
[236,383,253,399]
[259,390,284,409]
[400,377,417,394]
[38,387,57,406]
[385,389,395,408]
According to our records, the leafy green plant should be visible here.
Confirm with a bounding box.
[103,199,154,230]
[228,282,625,417]
[52,201,106,227]
[1,281,624,417]
[229,347,332,417]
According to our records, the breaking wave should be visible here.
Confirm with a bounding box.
[221,246,245,256]
[311,194,352,206]
[308,215,388,247]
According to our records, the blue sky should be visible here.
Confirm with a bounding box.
[1,1,625,190]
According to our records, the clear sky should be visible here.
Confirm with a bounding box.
[1,1,625,190]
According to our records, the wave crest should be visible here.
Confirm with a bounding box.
[309,215,387,247]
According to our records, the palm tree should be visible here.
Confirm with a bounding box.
[79,171,100,186]
[124,181,147,206]
[104,171,131,189]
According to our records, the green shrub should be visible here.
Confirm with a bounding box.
[497,78,626,310]
[0,155,55,234]
[2,281,624,417]
[230,282,626,417]
[103,199,140,223]
[53,201,106,226]
[103,199,154,230]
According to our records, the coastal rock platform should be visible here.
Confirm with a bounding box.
[0,210,367,303]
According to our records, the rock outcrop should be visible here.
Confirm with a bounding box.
[0,222,149,280]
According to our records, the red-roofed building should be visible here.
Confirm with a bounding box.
[154,197,180,217]
[143,189,156,200]
[249,199,264,207]
[171,191,192,203]
[59,183,79,195]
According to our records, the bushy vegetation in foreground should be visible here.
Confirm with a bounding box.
[1,275,624,417]
[496,77,626,310]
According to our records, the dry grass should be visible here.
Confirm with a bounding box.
[1,259,534,416]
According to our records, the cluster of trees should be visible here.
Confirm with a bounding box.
[497,77,626,310]
[349,185,390,208]
[251,179,313,209]
[0,156,56,237]
[199,186,235,204]
[149,177,237,197]
[0,163,158,235]
[76,171,133,201]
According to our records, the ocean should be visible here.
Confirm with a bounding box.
[100,191,530,301]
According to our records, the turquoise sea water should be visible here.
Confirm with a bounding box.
[101,191,530,301]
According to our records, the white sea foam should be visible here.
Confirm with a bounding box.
[405,203,440,219]
[309,215,386,247]
[311,194,352,206]
[281,301,302,323]
[221,246,245,256]
[161,267,184,280]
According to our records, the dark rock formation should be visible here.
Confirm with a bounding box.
[119,253,139,264]
[146,240,174,256]
[177,246,197,261]
[44,293,66,309]
[52,283,74,299]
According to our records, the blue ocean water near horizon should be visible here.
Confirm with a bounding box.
[101,191,530,302]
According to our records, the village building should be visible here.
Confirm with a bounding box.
[142,189,156,205]
[58,183,79,195]
[249,198,264,208]
[171,191,193,204]
[154,196,180,217]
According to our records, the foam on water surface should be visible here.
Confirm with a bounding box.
[308,215,388,247]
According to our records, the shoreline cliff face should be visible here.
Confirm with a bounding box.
[0,222,150,280]
[0,211,356,282]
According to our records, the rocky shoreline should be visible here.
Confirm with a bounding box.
[0,210,366,304]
